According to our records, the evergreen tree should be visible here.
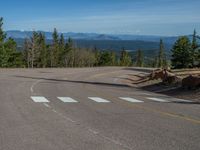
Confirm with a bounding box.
[59,33,65,67]
[5,38,24,67]
[51,28,59,67]
[158,39,167,68]
[198,48,200,67]
[64,37,74,67]
[120,48,132,66]
[191,29,199,67]
[110,51,117,66]
[0,17,7,67]
[93,46,101,66]
[98,51,114,66]
[0,17,6,44]
[4,38,17,67]
[0,18,23,67]
[135,49,144,67]
[38,33,47,68]
[171,36,192,69]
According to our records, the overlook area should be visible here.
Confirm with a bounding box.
[0,0,200,150]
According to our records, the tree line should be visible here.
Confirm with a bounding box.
[0,17,134,68]
[23,29,134,68]
[171,30,200,68]
[0,17,199,69]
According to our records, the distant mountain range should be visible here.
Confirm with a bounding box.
[6,30,179,43]
[6,30,189,51]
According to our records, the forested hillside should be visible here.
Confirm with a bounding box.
[1,17,200,69]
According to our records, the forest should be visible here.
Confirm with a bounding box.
[0,17,199,69]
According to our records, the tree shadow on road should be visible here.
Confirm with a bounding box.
[14,75,132,89]
[171,101,200,105]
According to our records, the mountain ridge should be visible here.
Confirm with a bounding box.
[6,30,178,43]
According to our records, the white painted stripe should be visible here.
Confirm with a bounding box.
[147,97,169,102]
[119,97,144,103]
[88,97,110,103]
[57,97,78,103]
[31,96,49,103]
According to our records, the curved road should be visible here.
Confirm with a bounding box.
[0,67,199,150]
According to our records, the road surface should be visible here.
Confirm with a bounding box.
[0,67,199,150]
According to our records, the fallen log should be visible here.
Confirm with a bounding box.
[150,69,181,85]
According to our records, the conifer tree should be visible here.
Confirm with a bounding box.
[0,17,7,67]
[158,39,167,68]
[51,28,59,67]
[59,33,65,67]
[23,38,31,68]
[120,48,132,66]
[0,17,6,44]
[171,36,192,69]
[64,37,74,67]
[191,29,199,67]
[135,49,144,67]
[38,32,47,68]
[0,18,23,67]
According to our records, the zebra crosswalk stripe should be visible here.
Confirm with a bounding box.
[146,97,169,102]
[88,97,110,103]
[57,97,78,103]
[119,97,144,103]
[31,96,49,103]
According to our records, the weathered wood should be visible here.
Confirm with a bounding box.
[149,69,181,85]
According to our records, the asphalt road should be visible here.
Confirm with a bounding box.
[0,67,199,150]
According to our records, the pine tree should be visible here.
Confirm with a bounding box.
[158,39,167,68]
[23,38,31,68]
[191,29,198,67]
[4,38,16,67]
[110,51,116,66]
[98,51,114,66]
[59,33,65,67]
[0,17,7,67]
[120,48,132,66]
[64,37,74,67]
[38,32,47,68]
[171,36,192,69]
[51,28,59,67]
[93,46,100,66]
[0,17,6,44]
[135,49,143,67]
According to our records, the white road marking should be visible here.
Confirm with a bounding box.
[30,79,44,94]
[31,96,49,103]
[88,97,110,103]
[57,97,78,103]
[146,97,169,102]
[119,97,144,103]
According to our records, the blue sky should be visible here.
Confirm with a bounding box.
[1,0,200,35]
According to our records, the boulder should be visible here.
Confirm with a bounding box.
[182,75,200,89]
